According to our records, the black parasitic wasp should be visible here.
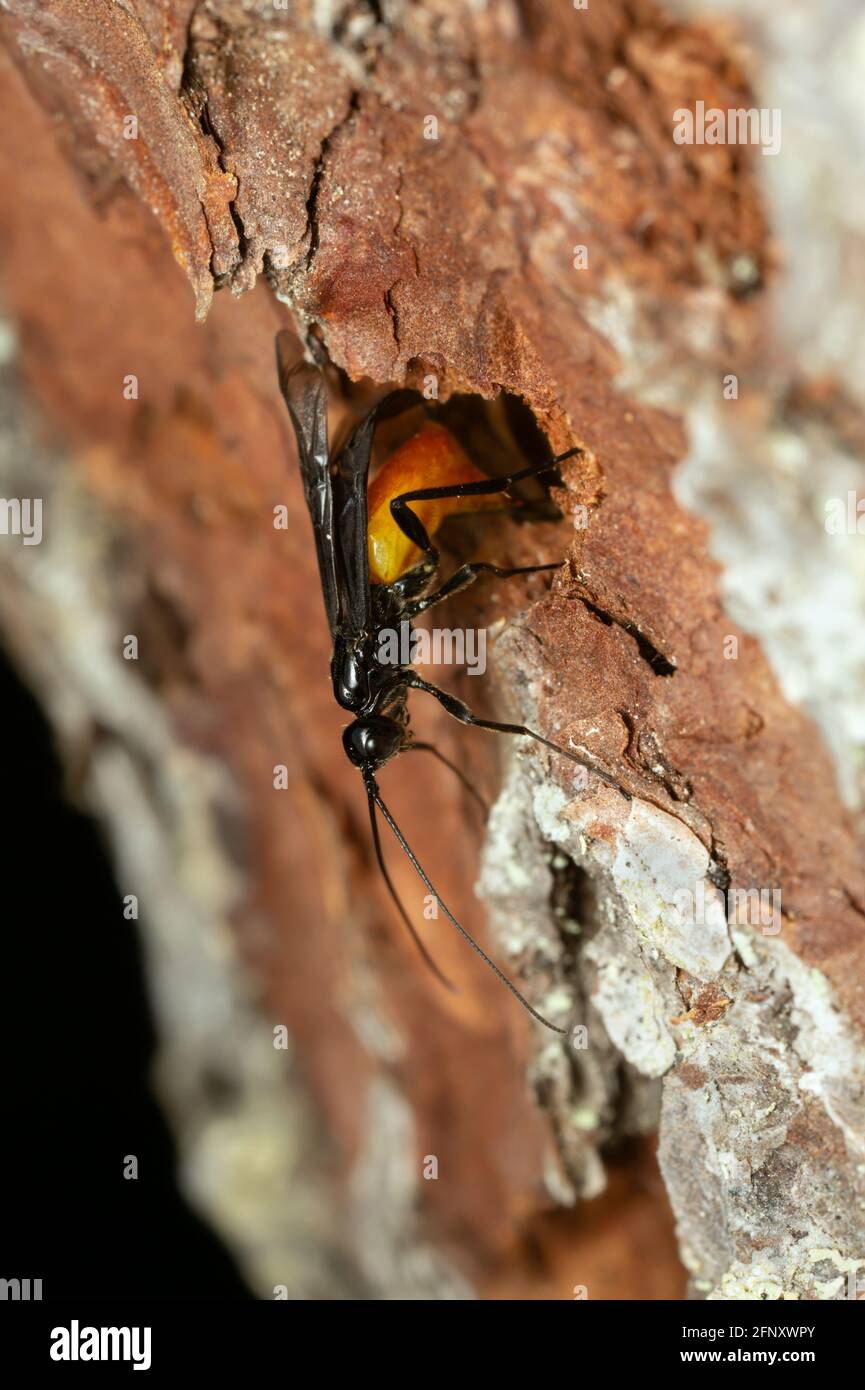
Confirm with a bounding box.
[276,331,613,1033]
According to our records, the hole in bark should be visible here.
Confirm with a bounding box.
[125,582,194,692]
[368,381,566,527]
[550,854,597,942]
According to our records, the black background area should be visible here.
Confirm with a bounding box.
[0,642,251,1301]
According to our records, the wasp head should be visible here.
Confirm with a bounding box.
[342,715,403,770]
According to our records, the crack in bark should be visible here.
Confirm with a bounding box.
[392,163,420,277]
[304,89,362,273]
[189,86,247,277]
[617,708,693,803]
[383,161,420,361]
[383,283,401,355]
[180,4,245,284]
[576,592,676,676]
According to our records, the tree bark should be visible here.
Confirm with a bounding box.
[1,0,863,1299]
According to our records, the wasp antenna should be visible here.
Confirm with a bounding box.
[365,780,458,994]
[369,777,567,1035]
[405,741,489,818]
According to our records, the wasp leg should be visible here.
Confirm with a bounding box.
[390,446,581,563]
[406,673,627,797]
[406,560,560,617]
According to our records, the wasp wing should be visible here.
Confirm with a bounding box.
[334,408,377,636]
[275,334,342,638]
[334,390,429,627]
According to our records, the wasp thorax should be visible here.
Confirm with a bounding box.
[342,716,403,769]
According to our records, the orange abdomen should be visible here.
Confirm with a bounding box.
[367,422,494,585]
